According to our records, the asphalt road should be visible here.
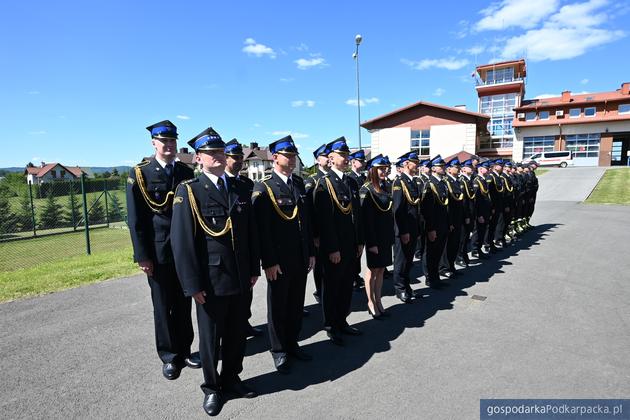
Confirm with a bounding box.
[1,169,629,419]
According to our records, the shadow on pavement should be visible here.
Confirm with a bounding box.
[245,223,559,395]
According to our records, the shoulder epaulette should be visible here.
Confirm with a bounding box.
[135,160,150,169]
[262,175,272,181]
[181,178,197,185]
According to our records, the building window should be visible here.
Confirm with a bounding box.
[525,112,536,121]
[480,93,517,116]
[411,129,430,156]
[566,133,600,158]
[539,111,550,120]
[51,170,57,178]
[619,104,630,114]
[485,67,514,84]
[60,170,66,178]
[584,107,596,117]
[569,108,581,118]
[523,136,555,157]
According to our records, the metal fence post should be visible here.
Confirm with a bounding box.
[81,174,91,255]
[28,182,37,237]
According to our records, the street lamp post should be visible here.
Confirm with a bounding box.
[353,34,363,150]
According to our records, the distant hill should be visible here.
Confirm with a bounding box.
[88,166,132,174]
[0,166,132,175]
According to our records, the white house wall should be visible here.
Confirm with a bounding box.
[429,124,476,158]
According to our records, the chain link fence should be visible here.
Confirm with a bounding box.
[0,175,130,272]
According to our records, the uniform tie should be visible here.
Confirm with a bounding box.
[164,163,174,187]
[217,177,228,202]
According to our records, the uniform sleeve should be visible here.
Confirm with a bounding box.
[421,183,437,233]
[314,180,339,255]
[246,187,261,277]
[360,186,377,248]
[125,169,151,263]
[170,183,204,297]
[349,178,364,246]
[392,178,408,236]
[251,182,279,270]
[304,176,319,241]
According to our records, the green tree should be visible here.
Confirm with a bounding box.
[88,196,106,225]
[0,192,18,235]
[111,168,119,177]
[17,188,34,231]
[107,193,125,222]
[64,191,83,228]
[39,193,64,229]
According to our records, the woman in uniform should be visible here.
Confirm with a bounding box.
[360,155,394,319]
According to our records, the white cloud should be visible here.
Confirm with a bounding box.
[27,90,40,95]
[451,20,470,39]
[242,38,276,58]
[28,130,46,135]
[533,93,559,99]
[31,156,41,162]
[475,0,560,31]
[270,130,309,139]
[433,88,446,97]
[294,43,309,51]
[466,45,486,55]
[346,97,379,107]
[280,77,294,82]
[476,0,626,62]
[581,78,590,84]
[291,100,316,108]
[294,57,328,70]
[502,26,624,61]
[548,0,609,27]
[253,123,261,128]
[401,57,470,71]
[176,115,190,120]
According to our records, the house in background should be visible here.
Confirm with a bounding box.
[241,142,305,181]
[169,143,305,181]
[513,83,630,166]
[25,163,87,185]
[362,101,490,165]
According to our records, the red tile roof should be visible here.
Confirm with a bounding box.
[516,89,630,110]
[25,163,85,178]
[361,101,489,130]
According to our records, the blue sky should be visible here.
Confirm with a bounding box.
[2,0,628,167]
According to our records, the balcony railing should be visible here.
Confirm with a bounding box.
[476,76,524,86]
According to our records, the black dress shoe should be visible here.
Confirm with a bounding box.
[289,346,313,361]
[203,392,222,416]
[341,325,362,336]
[224,381,257,399]
[396,292,412,303]
[378,309,391,317]
[273,353,291,374]
[326,330,344,346]
[185,352,202,369]
[246,324,263,337]
[162,362,182,380]
[368,309,383,320]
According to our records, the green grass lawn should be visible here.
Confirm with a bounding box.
[585,168,630,205]
[0,228,139,302]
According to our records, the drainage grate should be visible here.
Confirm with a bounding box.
[471,295,487,301]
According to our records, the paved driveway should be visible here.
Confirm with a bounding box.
[536,167,605,202]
